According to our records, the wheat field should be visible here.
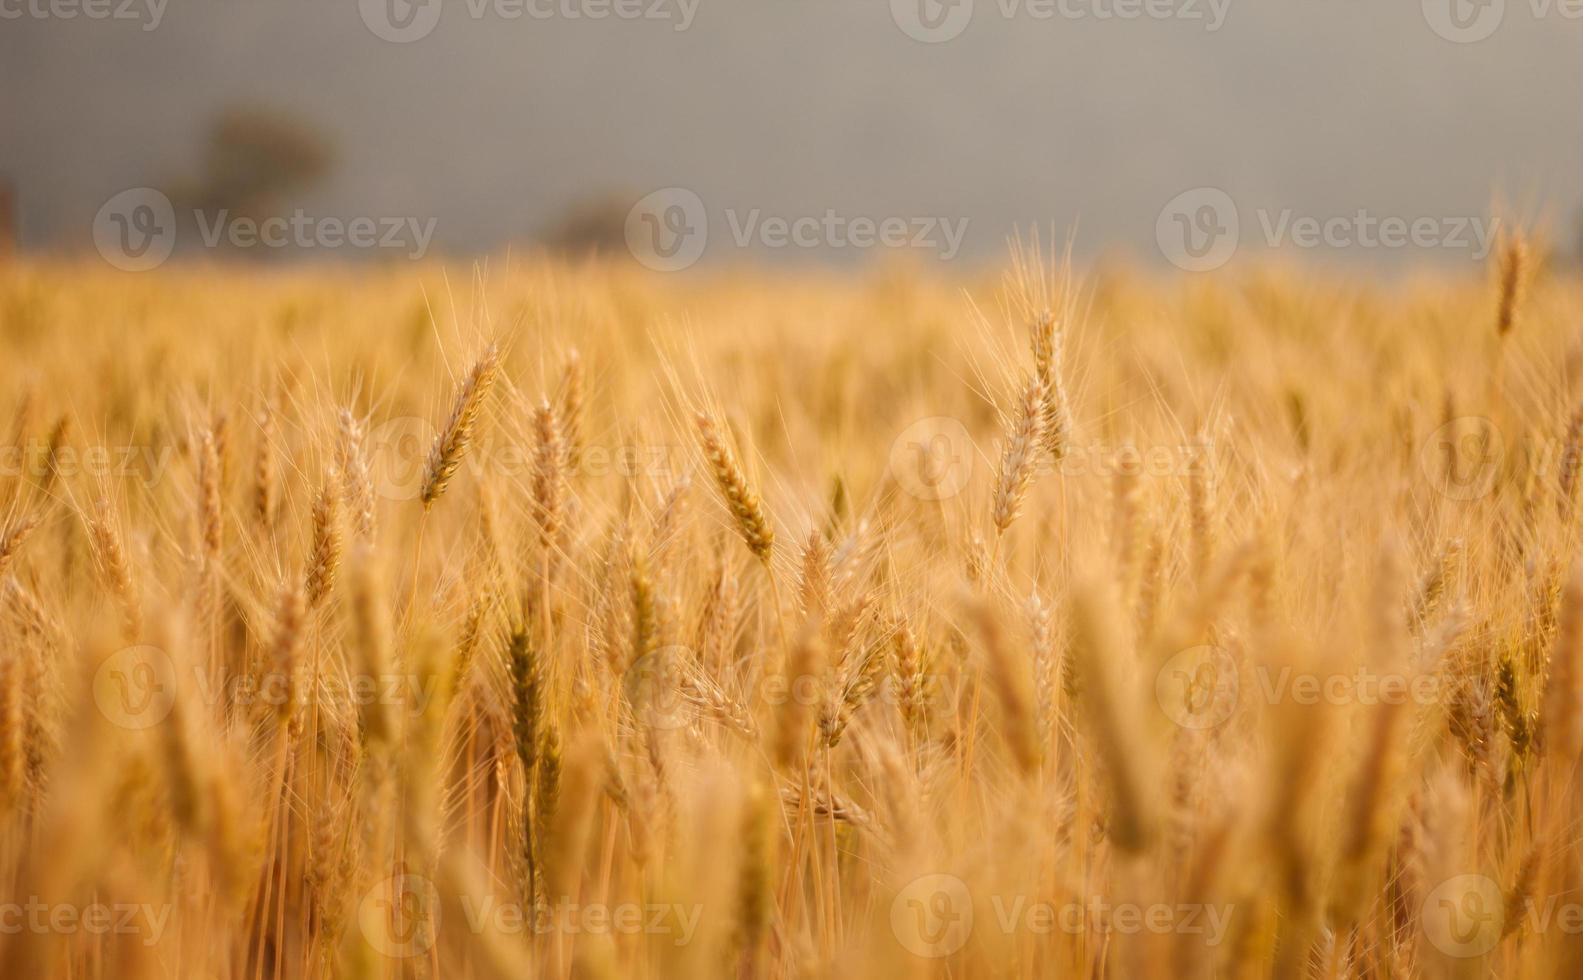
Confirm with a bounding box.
[0,241,1577,978]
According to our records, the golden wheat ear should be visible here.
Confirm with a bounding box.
[991,374,1046,536]
[421,343,501,510]
[304,469,342,610]
[0,513,40,581]
[530,398,565,552]
[337,408,376,542]
[694,410,774,564]
[87,498,141,642]
[1030,309,1072,464]
[1494,231,1529,339]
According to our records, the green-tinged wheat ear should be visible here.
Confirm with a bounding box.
[253,400,276,534]
[543,732,602,900]
[532,724,561,857]
[694,411,774,563]
[506,626,541,775]
[421,343,501,510]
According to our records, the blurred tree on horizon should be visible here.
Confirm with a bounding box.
[540,191,633,257]
[170,105,335,221]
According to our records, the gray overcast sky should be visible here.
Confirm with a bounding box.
[3,0,1581,269]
